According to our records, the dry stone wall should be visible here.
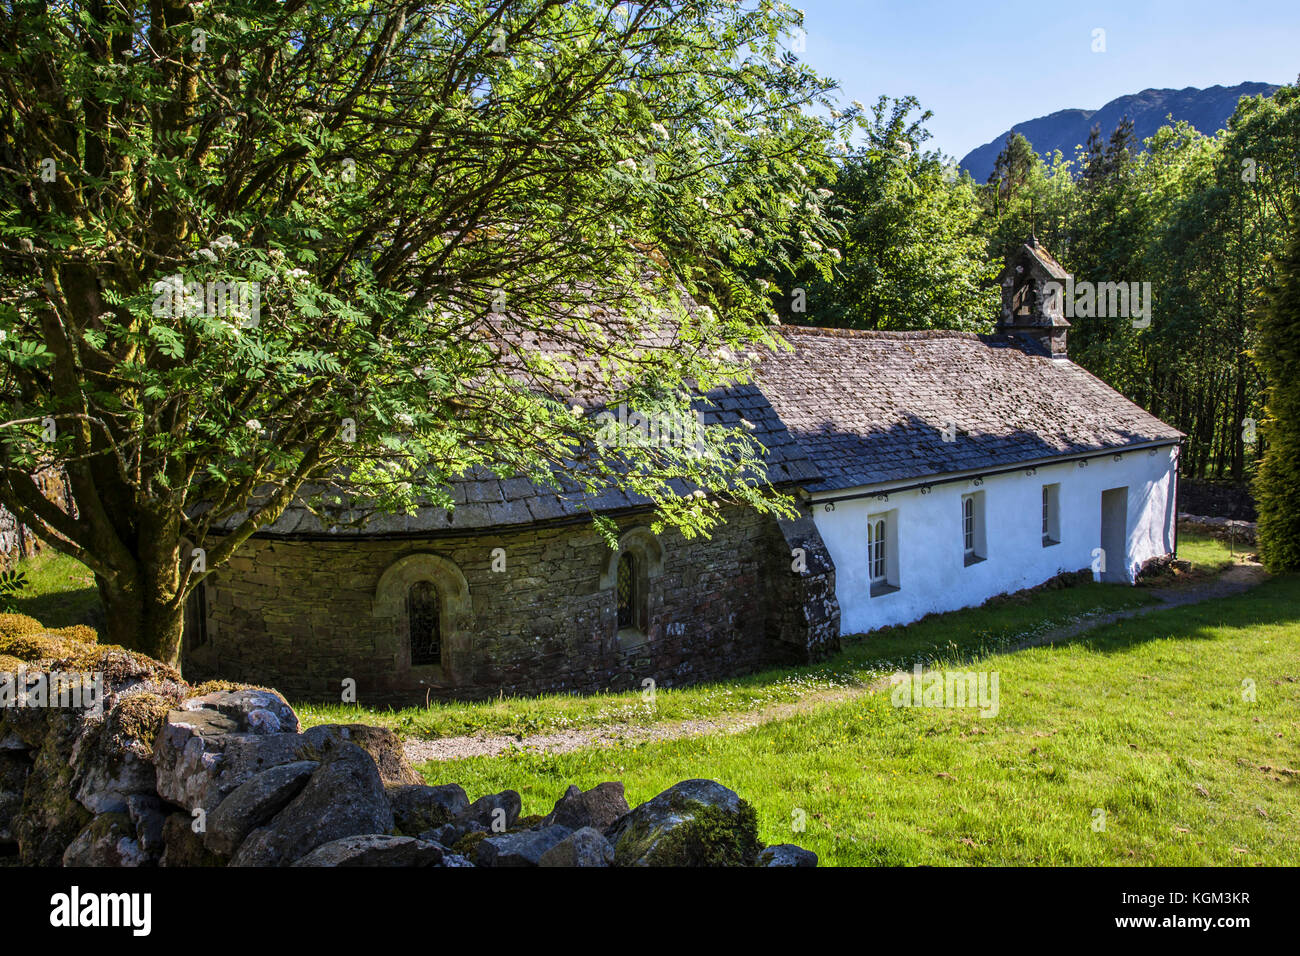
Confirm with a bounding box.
[0,617,816,867]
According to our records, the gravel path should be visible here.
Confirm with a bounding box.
[403,561,1268,765]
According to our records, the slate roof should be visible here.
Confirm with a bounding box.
[1020,238,1071,280]
[753,326,1183,494]
[233,320,1183,537]
[234,380,821,537]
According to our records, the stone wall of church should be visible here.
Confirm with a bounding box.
[183,505,840,704]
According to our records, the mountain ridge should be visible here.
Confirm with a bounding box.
[959,82,1281,182]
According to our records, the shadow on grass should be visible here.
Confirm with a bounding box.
[12,586,103,630]
[1074,573,1297,656]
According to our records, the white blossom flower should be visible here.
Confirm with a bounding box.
[192,248,217,263]
[650,122,669,139]
[245,419,262,432]
[395,412,415,428]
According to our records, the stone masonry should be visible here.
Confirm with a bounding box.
[185,504,839,704]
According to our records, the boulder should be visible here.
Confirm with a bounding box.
[153,716,308,813]
[292,834,448,867]
[204,760,318,856]
[453,789,521,833]
[13,709,93,865]
[419,821,476,848]
[756,844,818,867]
[0,751,30,844]
[476,825,573,867]
[126,793,168,862]
[299,724,421,786]
[159,812,225,867]
[537,826,615,867]
[181,688,299,735]
[229,743,393,867]
[72,692,173,814]
[62,811,147,867]
[605,779,762,867]
[388,783,469,836]
[545,782,629,831]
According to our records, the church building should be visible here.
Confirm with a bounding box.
[184,240,1182,702]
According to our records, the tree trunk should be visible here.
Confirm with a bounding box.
[93,525,185,668]
[96,576,186,668]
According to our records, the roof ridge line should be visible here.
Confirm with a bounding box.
[776,325,991,340]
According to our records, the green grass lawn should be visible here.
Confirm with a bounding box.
[1175,529,1246,574]
[299,578,1159,738]
[424,573,1299,866]
[300,533,1237,738]
[6,549,100,627]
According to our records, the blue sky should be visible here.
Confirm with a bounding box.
[792,0,1300,161]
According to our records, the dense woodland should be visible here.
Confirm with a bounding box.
[782,83,1300,482]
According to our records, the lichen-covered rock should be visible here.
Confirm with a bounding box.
[544,782,629,832]
[292,834,449,867]
[126,794,167,862]
[229,743,393,867]
[476,825,573,867]
[181,688,299,735]
[605,779,762,867]
[298,724,420,786]
[152,708,307,812]
[388,783,469,836]
[756,844,818,867]
[71,692,173,814]
[53,646,184,699]
[0,751,30,844]
[62,811,147,867]
[204,760,318,856]
[13,709,93,865]
[537,826,615,867]
[159,812,225,867]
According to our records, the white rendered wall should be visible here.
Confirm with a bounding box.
[813,446,1178,635]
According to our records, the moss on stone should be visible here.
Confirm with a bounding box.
[111,693,172,746]
[453,829,490,858]
[0,614,45,640]
[54,624,98,645]
[614,798,762,867]
[0,631,78,663]
[0,653,24,672]
[53,646,183,687]
[185,680,278,700]
[512,814,546,831]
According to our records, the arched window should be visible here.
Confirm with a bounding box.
[407,580,441,666]
[616,551,637,630]
[600,527,663,646]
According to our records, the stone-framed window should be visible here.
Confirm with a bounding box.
[600,527,664,648]
[407,580,441,665]
[616,551,639,630]
[373,553,471,677]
